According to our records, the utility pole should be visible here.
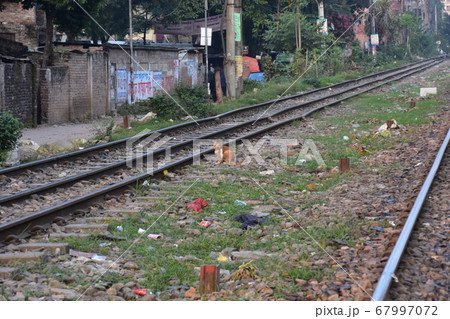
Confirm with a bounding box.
[318,1,324,19]
[295,4,301,50]
[434,5,438,34]
[235,0,243,95]
[204,0,209,93]
[225,0,236,99]
[369,0,376,56]
[129,0,134,103]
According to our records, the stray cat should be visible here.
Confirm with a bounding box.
[213,142,245,165]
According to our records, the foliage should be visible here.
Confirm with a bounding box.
[243,79,263,93]
[136,94,178,119]
[132,84,210,120]
[0,111,22,160]
[174,84,209,118]
[325,12,355,43]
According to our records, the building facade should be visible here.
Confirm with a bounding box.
[0,2,45,50]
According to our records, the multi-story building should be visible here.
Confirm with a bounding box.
[0,2,45,50]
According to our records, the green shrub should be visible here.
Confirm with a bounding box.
[117,102,144,118]
[303,77,322,88]
[143,94,179,119]
[133,85,210,120]
[243,79,263,93]
[174,84,209,118]
[0,111,22,161]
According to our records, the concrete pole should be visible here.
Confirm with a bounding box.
[318,1,324,19]
[434,5,438,34]
[225,0,236,99]
[235,0,243,95]
[129,0,134,103]
[205,0,209,93]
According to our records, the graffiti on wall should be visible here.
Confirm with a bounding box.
[133,71,153,101]
[117,69,128,102]
[152,71,163,91]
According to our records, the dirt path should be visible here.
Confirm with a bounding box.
[20,117,123,147]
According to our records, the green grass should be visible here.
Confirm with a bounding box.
[20,66,447,300]
[110,118,185,141]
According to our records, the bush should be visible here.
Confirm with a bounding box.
[134,85,210,120]
[144,94,179,119]
[117,102,144,118]
[174,84,209,118]
[0,111,22,161]
[243,79,263,93]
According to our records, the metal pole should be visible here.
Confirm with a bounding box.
[129,0,134,103]
[205,0,209,94]
[372,129,450,301]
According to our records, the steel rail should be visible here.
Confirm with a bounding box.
[0,59,443,243]
[0,60,440,206]
[372,129,450,301]
[0,57,442,177]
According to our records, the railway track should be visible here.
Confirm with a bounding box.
[0,57,448,301]
[372,129,449,301]
[0,57,444,244]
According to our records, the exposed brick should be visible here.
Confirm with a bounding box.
[0,57,36,124]
[0,2,44,50]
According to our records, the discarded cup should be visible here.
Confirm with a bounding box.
[116,225,124,232]
[148,234,162,239]
[199,221,211,228]
[138,228,146,234]
[234,200,247,206]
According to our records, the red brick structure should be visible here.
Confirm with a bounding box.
[0,2,44,50]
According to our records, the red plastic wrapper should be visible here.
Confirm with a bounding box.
[199,221,211,228]
[185,198,209,213]
[133,289,147,295]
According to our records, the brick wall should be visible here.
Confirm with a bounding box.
[40,67,70,124]
[0,2,38,49]
[0,57,36,124]
[67,52,89,120]
[90,51,109,117]
[41,51,109,124]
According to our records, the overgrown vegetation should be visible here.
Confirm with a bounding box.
[0,111,22,162]
[118,84,211,120]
